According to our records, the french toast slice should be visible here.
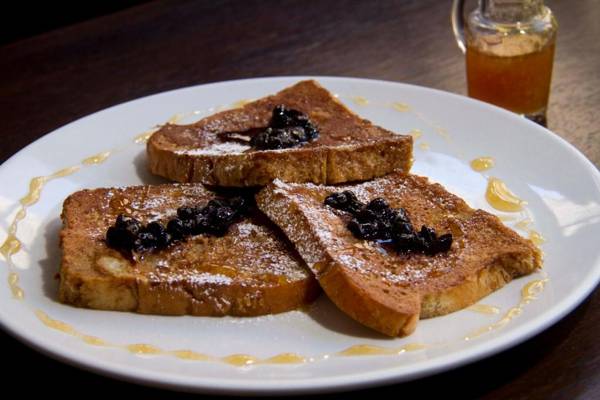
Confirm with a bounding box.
[147,80,413,187]
[59,184,319,316]
[256,173,542,336]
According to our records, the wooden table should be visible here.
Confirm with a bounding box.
[1,0,598,398]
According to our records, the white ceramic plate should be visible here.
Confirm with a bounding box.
[1,77,599,395]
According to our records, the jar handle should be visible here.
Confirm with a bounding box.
[451,0,467,53]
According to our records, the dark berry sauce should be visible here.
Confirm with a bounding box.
[249,105,319,150]
[106,196,249,255]
[324,191,453,255]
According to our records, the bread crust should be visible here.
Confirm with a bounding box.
[59,184,319,316]
[256,173,542,336]
[147,80,412,186]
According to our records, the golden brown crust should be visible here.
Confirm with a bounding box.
[256,173,542,336]
[59,184,319,316]
[147,80,412,186]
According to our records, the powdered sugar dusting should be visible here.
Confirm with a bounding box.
[64,183,315,316]
[258,173,537,293]
[148,270,234,286]
[176,142,251,156]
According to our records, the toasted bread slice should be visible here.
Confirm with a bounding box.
[147,80,413,187]
[256,173,542,336]
[59,184,319,316]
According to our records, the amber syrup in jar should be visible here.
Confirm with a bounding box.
[467,33,555,125]
[457,0,558,126]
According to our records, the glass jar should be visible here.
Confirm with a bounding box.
[452,0,558,125]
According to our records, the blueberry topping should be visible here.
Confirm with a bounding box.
[137,230,158,247]
[106,225,135,250]
[394,233,420,251]
[191,214,207,234]
[205,198,229,211]
[348,220,381,241]
[323,191,453,255]
[131,238,149,253]
[167,218,186,240]
[250,105,319,150]
[271,105,306,128]
[115,214,141,236]
[177,206,197,220]
[303,123,319,141]
[105,196,250,256]
[324,190,364,214]
[432,233,453,253]
[229,196,249,215]
[419,225,437,244]
[393,220,414,236]
[145,221,170,248]
[365,198,389,212]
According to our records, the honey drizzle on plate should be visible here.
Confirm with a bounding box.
[351,96,369,106]
[338,343,426,356]
[82,151,111,165]
[469,160,545,248]
[0,207,25,261]
[21,166,81,207]
[8,272,24,299]
[464,279,548,340]
[391,102,411,112]
[514,219,545,246]
[529,230,546,245]
[133,113,187,144]
[408,128,422,139]
[171,350,212,361]
[35,304,428,365]
[2,99,550,367]
[516,218,533,230]
[127,344,162,355]
[485,177,527,212]
[35,309,309,365]
[133,130,157,144]
[2,165,81,299]
[264,353,307,364]
[467,304,500,315]
[470,156,495,171]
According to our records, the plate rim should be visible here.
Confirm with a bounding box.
[1,75,600,395]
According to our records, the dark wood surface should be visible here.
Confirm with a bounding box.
[1,0,599,398]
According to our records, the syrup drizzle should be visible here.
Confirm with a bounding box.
[485,177,527,212]
[351,96,369,106]
[82,151,111,165]
[408,128,422,139]
[464,279,547,340]
[469,159,544,249]
[8,272,24,299]
[338,343,426,356]
[34,307,427,365]
[470,157,495,171]
[467,304,500,315]
[133,113,187,144]
[515,218,533,230]
[529,230,546,245]
[391,102,411,112]
[133,130,156,144]
[2,165,81,300]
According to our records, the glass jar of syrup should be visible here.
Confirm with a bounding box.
[452,0,557,126]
